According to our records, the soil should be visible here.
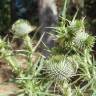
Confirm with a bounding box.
[0,60,18,95]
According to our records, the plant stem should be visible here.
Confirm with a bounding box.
[24,35,33,52]
[5,54,20,73]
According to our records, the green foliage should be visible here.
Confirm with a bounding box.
[0,37,20,72]
[15,58,55,96]
[0,0,11,32]
[53,17,95,54]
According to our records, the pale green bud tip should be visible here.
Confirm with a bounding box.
[12,19,36,36]
[72,31,89,48]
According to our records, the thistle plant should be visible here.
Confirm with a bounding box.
[71,19,95,51]
[72,30,95,51]
[54,17,95,54]
[45,55,78,81]
[12,19,36,52]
